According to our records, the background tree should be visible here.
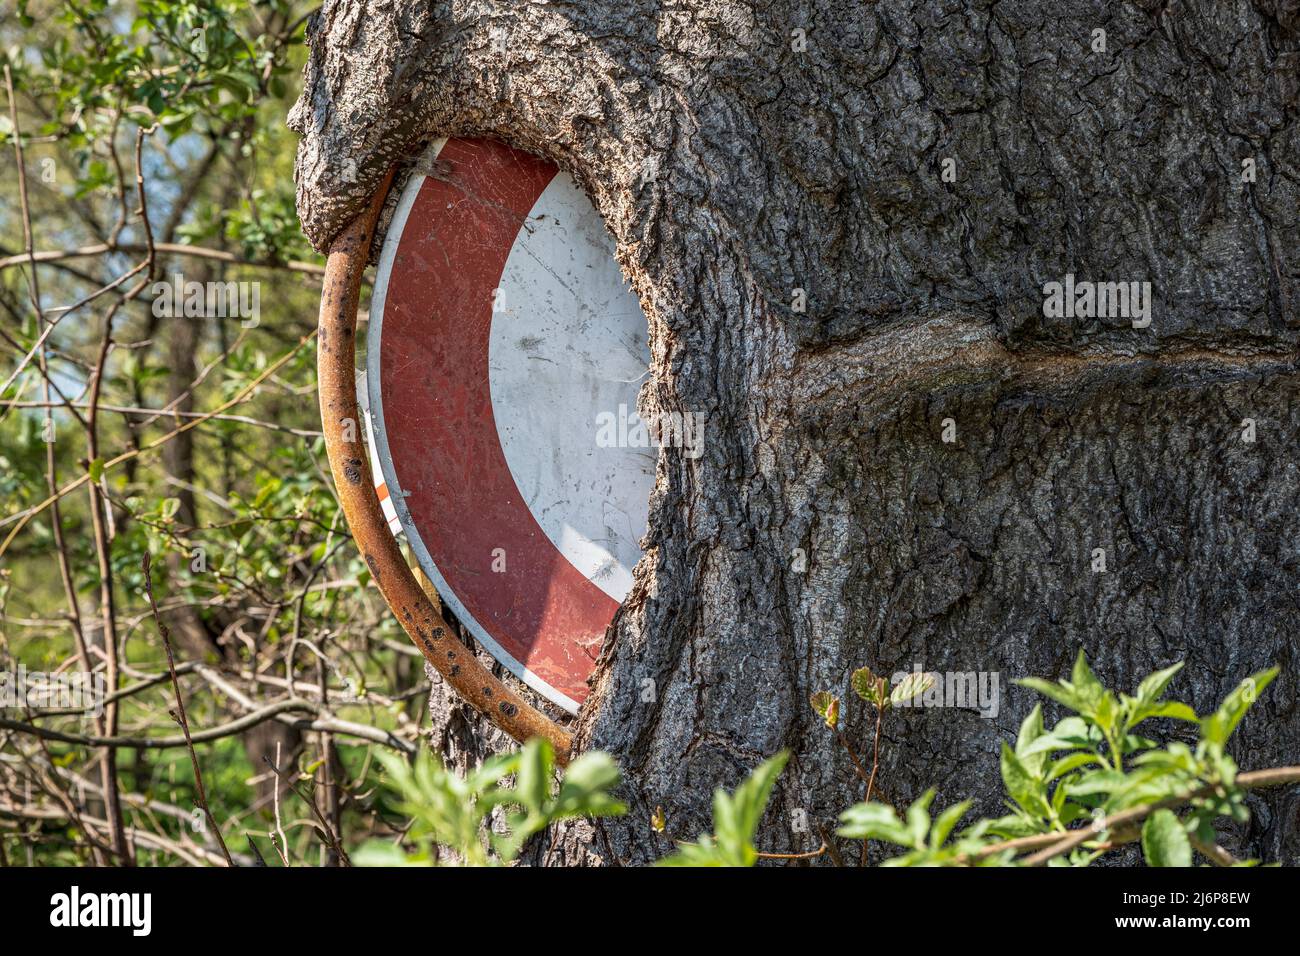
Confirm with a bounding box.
[0,0,457,866]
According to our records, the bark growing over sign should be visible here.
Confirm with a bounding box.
[292,1,1300,864]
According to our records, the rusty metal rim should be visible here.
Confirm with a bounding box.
[316,170,573,763]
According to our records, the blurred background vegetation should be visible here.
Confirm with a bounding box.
[0,0,433,866]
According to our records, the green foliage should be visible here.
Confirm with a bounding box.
[679,656,1280,867]
[839,791,1008,866]
[811,666,935,737]
[854,654,1279,865]
[0,1,381,867]
[843,665,934,713]
[850,665,885,706]
[1142,809,1191,868]
[5,0,301,140]
[658,752,789,866]
[810,690,839,729]
[888,670,935,707]
[353,739,625,867]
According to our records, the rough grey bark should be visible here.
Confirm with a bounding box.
[291,0,1300,865]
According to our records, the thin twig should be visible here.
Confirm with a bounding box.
[271,740,290,866]
[815,822,846,867]
[9,61,131,863]
[0,700,315,749]
[262,755,351,866]
[756,843,827,860]
[1,399,323,437]
[1191,835,1240,867]
[860,703,885,866]
[141,551,234,866]
[85,300,133,866]
[0,242,327,276]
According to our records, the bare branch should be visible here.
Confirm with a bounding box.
[141,551,235,866]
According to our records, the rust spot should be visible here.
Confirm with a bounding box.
[364,554,381,578]
[430,626,445,641]
[499,702,517,718]
[343,457,364,484]
[450,664,461,677]
[482,686,493,698]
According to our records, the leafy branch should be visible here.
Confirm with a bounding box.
[661,654,1296,867]
[353,739,625,867]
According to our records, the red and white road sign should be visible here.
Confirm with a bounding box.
[366,137,653,713]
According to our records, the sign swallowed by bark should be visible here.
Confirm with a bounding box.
[366,137,652,712]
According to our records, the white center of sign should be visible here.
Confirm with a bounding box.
[488,175,653,603]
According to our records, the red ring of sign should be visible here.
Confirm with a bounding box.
[367,138,634,712]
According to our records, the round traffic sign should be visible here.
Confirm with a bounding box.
[366,137,653,713]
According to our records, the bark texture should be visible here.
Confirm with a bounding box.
[292,0,1300,865]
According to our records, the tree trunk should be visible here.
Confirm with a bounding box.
[291,0,1300,865]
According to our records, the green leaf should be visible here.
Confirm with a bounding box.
[1019,732,1090,758]
[1135,661,1185,708]
[1014,704,1045,757]
[1019,653,1116,730]
[725,752,788,851]
[850,667,885,706]
[252,478,281,509]
[553,751,626,819]
[466,751,520,793]
[1094,691,1120,736]
[1132,741,1197,773]
[660,752,789,867]
[1120,734,1160,755]
[1201,668,1278,748]
[364,742,623,867]
[87,457,105,481]
[352,840,425,867]
[1123,662,1198,730]
[1145,701,1199,723]
[891,670,935,707]
[930,799,972,849]
[514,738,553,814]
[1015,704,1048,775]
[1052,715,1095,740]
[906,789,935,846]
[1016,677,1084,713]
[810,691,840,730]
[837,801,912,845]
[1071,649,1105,703]
[1067,768,1130,797]
[1142,809,1191,867]
[1046,751,1102,782]
[656,839,727,867]
[1000,741,1051,819]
